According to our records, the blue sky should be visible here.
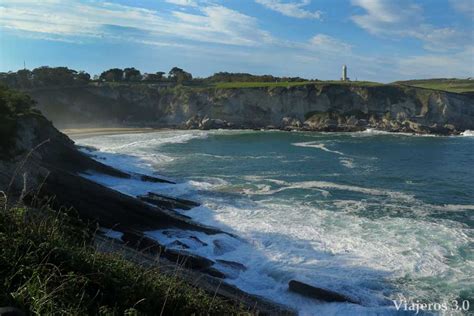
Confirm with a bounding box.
[0,0,473,82]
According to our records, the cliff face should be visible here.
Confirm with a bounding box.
[26,83,474,134]
[0,100,224,234]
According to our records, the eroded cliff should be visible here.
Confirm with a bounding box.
[26,83,474,134]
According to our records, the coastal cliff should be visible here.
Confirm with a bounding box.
[26,83,474,134]
[0,86,295,315]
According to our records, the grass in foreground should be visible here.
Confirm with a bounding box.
[0,197,247,315]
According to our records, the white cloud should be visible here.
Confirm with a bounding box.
[450,0,474,18]
[309,34,352,53]
[0,0,272,47]
[0,0,470,82]
[165,0,198,7]
[171,5,274,46]
[351,0,422,36]
[255,0,322,19]
[350,0,469,52]
[398,46,474,79]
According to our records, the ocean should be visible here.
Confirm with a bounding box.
[75,129,473,315]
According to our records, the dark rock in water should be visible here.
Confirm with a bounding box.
[202,267,226,279]
[200,117,230,130]
[216,259,247,271]
[122,231,163,255]
[189,236,208,247]
[138,192,200,211]
[185,116,201,129]
[160,231,207,247]
[167,240,190,250]
[76,144,98,152]
[213,239,237,256]
[288,280,358,304]
[138,173,175,184]
[165,248,214,270]
[122,231,226,279]
[122,231,216,271]
[0,307,24,316]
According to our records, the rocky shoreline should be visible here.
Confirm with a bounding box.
[182,114,464,135]
[26,83,474,135]
[4,82,474,313]
[1,106,379,314]
[1,113,301,314]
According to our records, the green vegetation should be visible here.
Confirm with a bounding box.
[0,65,388,92]
[214,80,383,89]
[0,67,90,89]
[0,85,38,154]
[204,72,307,84]
[0,197,247,315]
[395,79,474,94]
[2,66,471,94]
[214,81,317,89]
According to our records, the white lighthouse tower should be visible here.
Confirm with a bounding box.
[341,65,349,81]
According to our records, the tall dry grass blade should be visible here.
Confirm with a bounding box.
[7,139,50,200]
[0,190,6,211]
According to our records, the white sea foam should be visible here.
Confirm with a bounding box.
[177,195,472,315]
[75,130,473,315]
[429,204,474,212]
[83,173,472,315]
[339,157,355,169]
[461,130,474,136]
[361,128,392,135]
[292,141,345,155]
[245,180,415,201]
[351,128,441,138]
[75,130,208,172]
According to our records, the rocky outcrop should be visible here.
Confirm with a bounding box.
[186,116,232,130]
[288,280,359,304]
[95,234,296,315]
[25,83,474,134]
[0,113,221,235]
[138,192,200,211]
[0,107,296,314]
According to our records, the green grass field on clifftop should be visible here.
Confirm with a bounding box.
[213,80,383,89]
[395,79,474,94]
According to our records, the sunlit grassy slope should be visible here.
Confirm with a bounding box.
[395,79,474,94]
[213,80,383,89]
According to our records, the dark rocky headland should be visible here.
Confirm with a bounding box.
[0,86,295,315]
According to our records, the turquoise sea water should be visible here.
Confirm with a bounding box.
[77,130,474,315]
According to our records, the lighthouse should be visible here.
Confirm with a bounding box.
[341,65,349,81]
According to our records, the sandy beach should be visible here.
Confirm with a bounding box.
[62,127,164,139]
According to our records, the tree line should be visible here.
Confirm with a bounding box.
[0,66,309,89]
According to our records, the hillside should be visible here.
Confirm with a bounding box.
[395,78,474,94]
[24,81,474,135]
[0,85,293,315]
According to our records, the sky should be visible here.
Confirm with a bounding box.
[0,0,473,82]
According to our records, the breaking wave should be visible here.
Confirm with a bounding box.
[75,130,474,315]
[292,141,345,155]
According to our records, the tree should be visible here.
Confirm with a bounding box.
[31,66,76,87]
[16,69,33,88]
[156,71,166,80]
[99,68,124,82]
[75,71,91,84]
[123,67,142,81]
[168,67,192,84]
[143,71,166,82]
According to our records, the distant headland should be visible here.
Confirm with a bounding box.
[2,66,474,135]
